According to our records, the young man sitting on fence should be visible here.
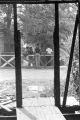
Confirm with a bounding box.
[35,44,41,68]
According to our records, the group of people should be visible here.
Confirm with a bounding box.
[23,44,41,67]
[22,43,53,67]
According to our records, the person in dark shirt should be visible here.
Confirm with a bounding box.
[35,46,41,54]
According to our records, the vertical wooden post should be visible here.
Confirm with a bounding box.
[53,3,60,107]
[13,4,22,108]
[78,1,80,105]
[63,14,78,106]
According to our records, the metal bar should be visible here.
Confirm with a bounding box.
[53,3,60,107]
[63,14,78,106]
[13,4,22,108]
[0,0,78,4]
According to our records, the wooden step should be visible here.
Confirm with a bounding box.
[0,116,16,120]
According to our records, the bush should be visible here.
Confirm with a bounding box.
[72,60,79,99]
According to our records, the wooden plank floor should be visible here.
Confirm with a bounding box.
[17,106,66,120]
[4,97,79,120]
[16,97,66,120]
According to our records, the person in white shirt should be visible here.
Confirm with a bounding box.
[46,48,53,54]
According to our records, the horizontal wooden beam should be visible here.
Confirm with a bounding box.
[0,0,78,4]
[59,105,80,113]
[64,114,80,120]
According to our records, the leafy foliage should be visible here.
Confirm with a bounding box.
[0,3,78,66]
[0,4,14,52]
[17,4,78,64]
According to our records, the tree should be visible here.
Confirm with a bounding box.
[17,3,77,64]
[0,4,14,53]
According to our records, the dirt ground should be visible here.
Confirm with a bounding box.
[0,66,67,82]
[0,66,68,103]
[0,66,79,106]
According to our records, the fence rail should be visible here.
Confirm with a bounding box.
[0,53,54,68]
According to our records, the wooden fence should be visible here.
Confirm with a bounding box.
[0,53,54,68]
